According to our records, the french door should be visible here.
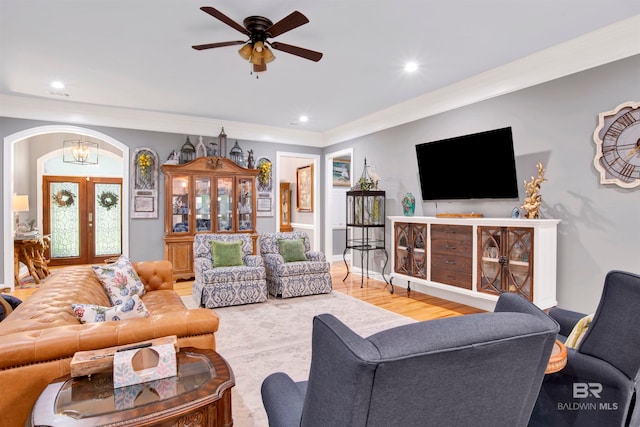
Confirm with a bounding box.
[43,176,123,266]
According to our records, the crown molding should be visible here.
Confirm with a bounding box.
[0,94,325,147]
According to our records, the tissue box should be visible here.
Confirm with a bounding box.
[71,335,179,378]
[113,343,177,388]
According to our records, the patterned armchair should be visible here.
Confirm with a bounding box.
[192,234,267,308]
[259,231,332,298]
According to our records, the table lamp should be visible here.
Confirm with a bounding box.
[12,194,29,231]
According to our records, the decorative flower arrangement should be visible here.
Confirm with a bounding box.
[138,152,152,172]
[258,160,272,186]
[97,191,120,211]
[52,189,75,208]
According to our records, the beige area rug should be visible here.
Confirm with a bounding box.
[182,292,415,427]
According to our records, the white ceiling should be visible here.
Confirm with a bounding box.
[1,0,639,144]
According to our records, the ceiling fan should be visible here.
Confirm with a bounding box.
[192,6,323,74]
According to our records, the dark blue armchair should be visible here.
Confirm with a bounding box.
[530,270,640,427]
[262,293,558,427]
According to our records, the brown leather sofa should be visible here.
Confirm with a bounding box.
[0,260,219,427]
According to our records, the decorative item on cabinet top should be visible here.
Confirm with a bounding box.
[402,193,415,216]
[229,140,245,167]
[180,136,196,164]
[352,158,380,191]
[521,162,546,219]
[218,127,228,158]
[195,136,208,158]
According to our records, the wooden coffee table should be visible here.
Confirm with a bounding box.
[28,348,234,427]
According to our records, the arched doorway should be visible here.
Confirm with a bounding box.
[3,125,130,290]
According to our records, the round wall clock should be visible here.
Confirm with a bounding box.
[593,101,640,188]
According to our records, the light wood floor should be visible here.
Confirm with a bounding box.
[8,262,484,321]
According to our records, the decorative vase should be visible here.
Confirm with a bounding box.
[402,193,415,216]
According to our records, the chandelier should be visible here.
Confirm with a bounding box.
[63,139,99,165]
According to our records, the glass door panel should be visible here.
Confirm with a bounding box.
[195,177,211,232]
[93,182,122,257]
[394,223,410,275]
[506,228,533,300]
[237,177,253,231]
[49,181,81,259]
[171,176,190,233]
[411,224,427,279]
[478,227,503,295]
[216,177,233,231]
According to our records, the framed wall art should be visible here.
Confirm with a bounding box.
[332,159,351,187]
[296,164,314,212]
[130,147,159,218]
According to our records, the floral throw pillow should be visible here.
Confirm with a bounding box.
[92,255,146,306]
[72,294,150,323]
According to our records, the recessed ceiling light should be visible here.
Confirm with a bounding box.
[299,115,309,123]
[51,81,65,89]
[404,62,418,73]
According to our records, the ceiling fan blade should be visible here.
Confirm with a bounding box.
[192,41,246,50]
[270,42,323,62]
[266,11,309,38]
[200,6,250,36]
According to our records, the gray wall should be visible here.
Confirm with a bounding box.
[327,55,640,313]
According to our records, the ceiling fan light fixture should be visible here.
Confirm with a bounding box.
[253,63,267,73]
[263,46,275,63]
[250,55,264,66]
[238,43,253,60]
[253,41,264,53]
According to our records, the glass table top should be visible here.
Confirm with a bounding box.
[54,351,215,419]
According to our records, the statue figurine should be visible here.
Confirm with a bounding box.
[522,162,546,219]
[247,149,255,169]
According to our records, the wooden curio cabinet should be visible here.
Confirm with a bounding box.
[162,157,258,280]
[477,226,533,301]
[393,222,427,280]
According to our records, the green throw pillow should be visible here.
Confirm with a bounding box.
[278,238,308,262]
[211,240,244,267]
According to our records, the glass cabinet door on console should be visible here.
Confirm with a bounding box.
[195,176,211,232]
[478,226,533,301]
[171,175,190,233]
[216,177,233,232]
[237,177,254,231]
[394,222,427,280]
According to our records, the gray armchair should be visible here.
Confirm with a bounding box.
[262,293,559,427]
[192,233,267,308]
[530,270,640,427]
[259,231,332,298]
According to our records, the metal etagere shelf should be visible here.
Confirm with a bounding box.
[343,189,391,292]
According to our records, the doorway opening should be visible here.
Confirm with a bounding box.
[3,125,130,290]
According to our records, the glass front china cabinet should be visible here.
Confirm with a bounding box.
[162,157,258,280]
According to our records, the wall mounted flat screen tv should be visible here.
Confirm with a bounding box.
[416,127,519,201]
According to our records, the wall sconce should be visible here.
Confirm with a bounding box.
[218,127,227,158]
[63,139,99,165]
